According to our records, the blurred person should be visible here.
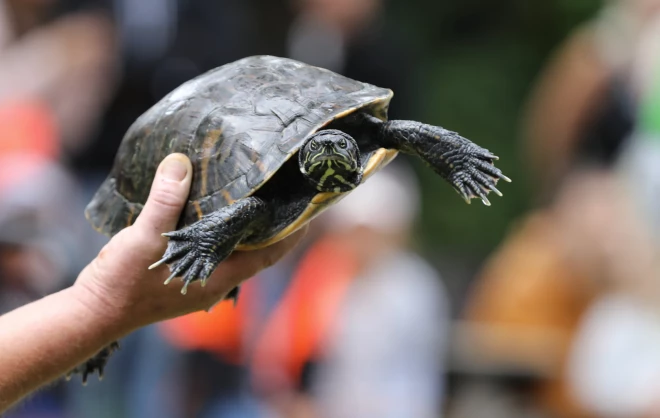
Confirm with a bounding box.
[148,229,326,418]
[115,218,330,418]
[286,0,383,72]
[0,154,307,415]
[0,156,89,311]
[616,1,660,242]
[452,168,660,418]
[250,162,449,418]
[0,0,121,290]
[521,0,660,202]
[101,226,327,418]
[285,0,418,119]
[312,163,449,418]
[0,0,119,156]
[567,293,660,418]
[565,6,660,418]
[0,99,92,293]
[461,3,660,416]
[0,117,88,418]
[69,0,255,179]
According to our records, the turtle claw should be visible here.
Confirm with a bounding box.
[68,341,120,385]
[162,230,185,239]
[168,255,224,294]
[161,244,223,293]
[156,217,242,293]
[164,272,177,285]
[446,144,510,206]
[148,258,166,270]
[180,262,204,294]
[489,184,503,197]
[162,251,199,290]
[155,238,192,269]
[154,198,267,292]
[181,281,191,295]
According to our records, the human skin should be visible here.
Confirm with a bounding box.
[521,26,611,200]
[0,153,306,413]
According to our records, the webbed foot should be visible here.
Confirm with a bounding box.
[444,145,511,206]
[149,218,239,295]
[149,196,267,294]
[67,341,120,385]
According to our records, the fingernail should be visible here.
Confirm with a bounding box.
[161,156,188,181]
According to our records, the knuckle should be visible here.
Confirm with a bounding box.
[97,242,112,261]
[131,227,163,253]
[150,182,185,210]
[87,253,113,287]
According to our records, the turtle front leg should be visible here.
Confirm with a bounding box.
[375,117,511,205]
[149,196,269,294]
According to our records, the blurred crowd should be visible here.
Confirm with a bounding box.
[3,0,660,417]
[451,1,660,417]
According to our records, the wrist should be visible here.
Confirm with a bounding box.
[68,278,138,339]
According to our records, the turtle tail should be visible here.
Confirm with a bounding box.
[85,177,143,237]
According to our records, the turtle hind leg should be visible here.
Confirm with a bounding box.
[67,341,120,385]
[226,286,240,306]
[375,117,511,205]
[150,196,269,294]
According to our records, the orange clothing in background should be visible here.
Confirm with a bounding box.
[0,100,59,191]
[159,279,261,365]
[0,100,58,157]
[251,236,358,393]
[464,213,599,418]
[158,235,358,389]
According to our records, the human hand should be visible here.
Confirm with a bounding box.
[72,153,306,333]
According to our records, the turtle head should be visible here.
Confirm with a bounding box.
[299,129,362,193]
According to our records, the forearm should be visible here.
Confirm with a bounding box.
[0,285,131,413]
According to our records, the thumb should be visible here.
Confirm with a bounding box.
[134,153,193,237]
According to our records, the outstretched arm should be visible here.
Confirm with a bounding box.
[0,154,306,413]
[0,280,125,412]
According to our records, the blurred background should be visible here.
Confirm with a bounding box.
[3,0,660,417]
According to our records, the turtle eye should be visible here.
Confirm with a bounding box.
[339,138,347,149]
[310,141,319,151]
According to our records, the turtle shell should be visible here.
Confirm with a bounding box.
[85,55,397,249]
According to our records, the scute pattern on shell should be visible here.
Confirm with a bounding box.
[103,55,391,231]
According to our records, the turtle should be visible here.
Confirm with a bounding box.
[73,55,510,383]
